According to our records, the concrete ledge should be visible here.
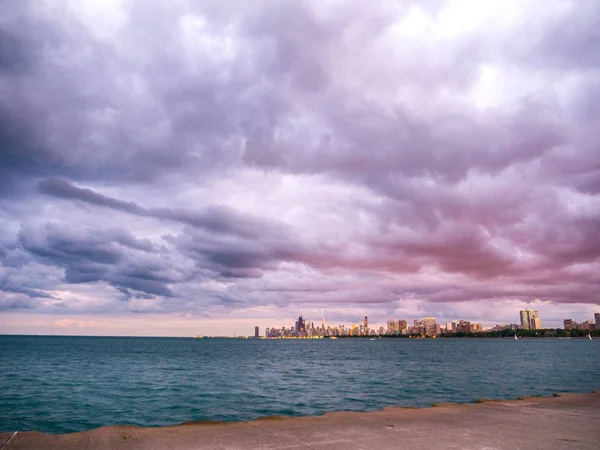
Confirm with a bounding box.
[3,391,600,449]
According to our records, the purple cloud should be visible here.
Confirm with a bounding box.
[0,0,599,333]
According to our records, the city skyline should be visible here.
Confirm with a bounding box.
[255,309,599,339]
[1,0,600,337]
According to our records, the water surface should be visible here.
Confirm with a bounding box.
[1,336,598,433]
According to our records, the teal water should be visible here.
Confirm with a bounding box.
[1,336,598,434]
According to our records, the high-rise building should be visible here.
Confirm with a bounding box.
[254,326,259,338]
[387,320,399,334]
[423,317,437,336]
[520,309,540,330]
[363,316,368,330]
[456,320,471,333]
[398,320,407,332]
[296,316,306,333]
[563,319,576,330]
[595,313,600,328]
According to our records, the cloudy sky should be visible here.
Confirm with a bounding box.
[1,0,599,336]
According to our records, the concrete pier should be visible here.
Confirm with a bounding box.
[2,392,599,449]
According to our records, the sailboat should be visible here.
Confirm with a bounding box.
[588,333,592,340]
[514,334,518,340]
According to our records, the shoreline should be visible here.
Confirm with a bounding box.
[3,391,599,449]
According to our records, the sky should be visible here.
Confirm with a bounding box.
[1,0,599,336]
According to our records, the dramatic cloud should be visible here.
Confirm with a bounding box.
[1,0,599,335]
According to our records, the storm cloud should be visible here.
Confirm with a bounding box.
[1,0,599,334]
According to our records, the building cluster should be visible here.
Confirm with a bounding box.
[264,316,382,338]
[256,311,600,338]
[564,313,600,331]
[261,315,483,338]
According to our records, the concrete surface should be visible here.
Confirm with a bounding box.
[2,392,599,449]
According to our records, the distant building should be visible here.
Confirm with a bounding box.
[398,320,407,332]
[363,316,368,330]
[254,326,259,338]
[564,319,576,330]
[471,323,483,333]
[577,321,596,331]
[595,313,600,329]
[387,320,399,334]
[520,309,540,330]
[413,319,424,335]
[423,317,437,336]
[296,316,306,334]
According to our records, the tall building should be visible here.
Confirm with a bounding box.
[456,320,471,333]
[423,317,437,336]
[296,316,305,333]
[254,326,259,338]
[398,320,407,332]
[595,313,600,328]
[563,319,576,330]
[452,321,458,333]
[363,316,368,330]
[387,320,399,334]
[520,309,540,330]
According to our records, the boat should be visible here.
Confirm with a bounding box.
[369,338,376,341]
[588,333,592,340]
[514,334,518,340]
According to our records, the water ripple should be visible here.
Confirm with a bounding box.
[0,336,599,433]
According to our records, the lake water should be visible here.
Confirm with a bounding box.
[1,336,598,434]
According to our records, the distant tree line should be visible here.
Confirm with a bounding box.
[442,328,600,338]
[338,328,599,338]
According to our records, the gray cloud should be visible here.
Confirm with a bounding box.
[17,224,178,297]
[37,178,288,239]
[1,0,599,328]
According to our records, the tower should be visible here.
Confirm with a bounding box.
[520,309,540,330]
[423,317,437,336]
[363,316,368,330]
[254,326,259,338]
[296,315,305,333]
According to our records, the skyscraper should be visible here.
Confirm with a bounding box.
[520,309,540,330]
[363,316,368,330]
[423,317,437,336]
[595,313,600,328]
[254,326,259,338]
[295,316,306,333]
